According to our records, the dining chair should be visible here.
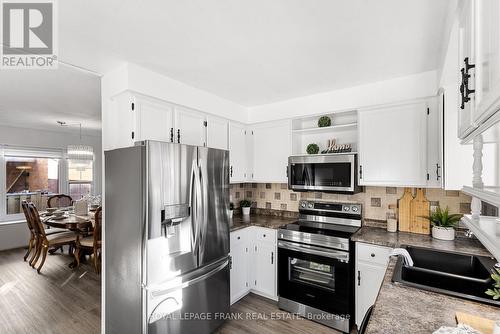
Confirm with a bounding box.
[47,194,73,208]
[21,201,36,262]
[28,202,77,274]
[21,201,68,264]
[74,207,102,274]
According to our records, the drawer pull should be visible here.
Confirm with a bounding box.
[263,234,266,237]
[237,236,241,240]
[371,253,375,257]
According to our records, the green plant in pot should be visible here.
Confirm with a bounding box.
[228,202,234,219]
[485,268,500,300]
[318,116,331,127]
[240,199,251,215]
[306,143,319,154]
[421,206,462,241]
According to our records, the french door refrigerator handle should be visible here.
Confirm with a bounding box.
[190,160,200,254]
[197,159,208,263]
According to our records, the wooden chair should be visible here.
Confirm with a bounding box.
[21,201,36,262]
[47,194,73,208]
[28,202,77,274]
[21,201,67,264]
[74,207,102,274]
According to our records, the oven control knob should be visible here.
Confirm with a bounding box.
[344,206,350,211]
[301,202,306,208]
[352,206,358,212]
[308,203,313,209]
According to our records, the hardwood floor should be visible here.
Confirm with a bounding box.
[216,293,344,334]
[0,247,100,334]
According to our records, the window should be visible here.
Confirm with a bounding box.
[2,147,63,218]
[68,159,93,200]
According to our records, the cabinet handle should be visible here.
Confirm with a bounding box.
[170,128,174,142]
[177,129,181,143]
[286,166,288,177]
[230,166,233,177]
[371,253,375,257]
[263,234,266,238]
[271,251,274,264]
[436,163,441,181]
[237,236,240,240]
[357,270,361,286]
[229,255,232,270]
[460,57,476,109]
[359,165,363,179]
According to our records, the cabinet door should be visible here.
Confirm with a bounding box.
[473,0,500,124]
[426,96,443,188]
[355,262,387,328]
[229,231,250,304]
[174,107,206,146]
[251,120,291,183]
[458,0,477,138]
[207,116,228,150]
[105,93,135,150]
[252,242,276,299]
[229,122,247,183]
[358,102,428,187]
[135,97,174,143]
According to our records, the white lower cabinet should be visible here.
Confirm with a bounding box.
[229,227,277,304]
[355,243,392,329]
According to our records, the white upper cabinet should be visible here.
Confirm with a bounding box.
[358,101,428,187]
[134,96,174,143]
[458,0,477,138]
[473,0,500,125]
[229,122,247,183]
[426,97,443,188]
[206,116,228,150]
[174,106,206,146]
[250,120,291,183]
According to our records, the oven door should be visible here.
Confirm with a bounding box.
[277,240,351,316]
[288,154,356,192]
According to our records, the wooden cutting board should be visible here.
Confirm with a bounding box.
[456,311,495,334]
[398,188,413,232]
[410,188,430,234]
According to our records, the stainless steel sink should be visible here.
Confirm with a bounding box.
[392,246,500,306]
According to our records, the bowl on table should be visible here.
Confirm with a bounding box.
[52,210,65,218]
[45,208,58,215]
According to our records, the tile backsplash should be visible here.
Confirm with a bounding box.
[230,184,472,221]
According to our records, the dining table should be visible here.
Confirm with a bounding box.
[41,209,97,268]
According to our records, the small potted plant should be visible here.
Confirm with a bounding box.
[422,206,462,241]
[240,199,251,215]
[306,143,319,154]
[486,267,500,300]
[228,202,234,219]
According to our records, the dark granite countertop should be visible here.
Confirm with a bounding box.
[352,227,500,333]
[352,226,491,257]
[229,214,296,232]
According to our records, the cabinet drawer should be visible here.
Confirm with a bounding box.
[357,243,391,266]
[230,228,248,246]
[253,227,276,244]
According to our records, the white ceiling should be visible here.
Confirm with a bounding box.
[59,0,453,106]
[0,0,454,134]
[0,65,101,135]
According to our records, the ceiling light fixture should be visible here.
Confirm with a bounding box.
[57,121,94,162]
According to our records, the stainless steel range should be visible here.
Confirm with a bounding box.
[277,200,362,333]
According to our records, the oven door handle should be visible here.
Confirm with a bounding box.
[278,240,349,263]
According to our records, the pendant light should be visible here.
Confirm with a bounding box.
[57,121,94,162]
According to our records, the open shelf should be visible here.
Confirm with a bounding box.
[292,122,357,135]
[291,110,358,155]
[462,186,500,207]
[461,215,500,261]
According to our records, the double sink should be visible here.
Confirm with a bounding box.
[392,246,500,307]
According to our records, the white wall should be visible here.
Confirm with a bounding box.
[247,71,438,123]
[0,125,102,251]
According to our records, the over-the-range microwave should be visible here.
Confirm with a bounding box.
[287,153,362,194]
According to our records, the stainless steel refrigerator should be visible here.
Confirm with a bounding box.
[105,140,230,334]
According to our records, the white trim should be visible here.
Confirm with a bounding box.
[462,186,500,207]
